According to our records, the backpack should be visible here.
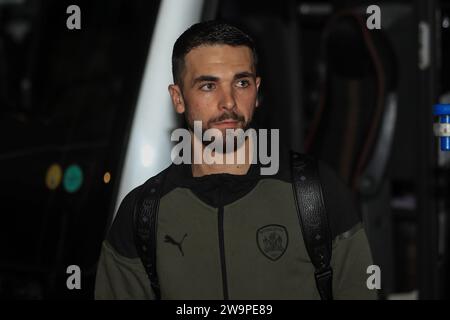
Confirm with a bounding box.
[133,150,333,300]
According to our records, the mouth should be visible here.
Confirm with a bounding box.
[212,120,241,129]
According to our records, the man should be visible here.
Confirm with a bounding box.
[95,20,377,300]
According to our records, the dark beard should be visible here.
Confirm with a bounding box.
[185,110,255,153]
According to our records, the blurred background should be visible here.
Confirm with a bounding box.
[0,0,449,299]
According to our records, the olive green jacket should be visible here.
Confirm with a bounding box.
[95,149,377,300]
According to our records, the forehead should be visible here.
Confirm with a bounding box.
[183,45,254,77]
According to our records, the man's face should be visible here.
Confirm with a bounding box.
[169,45,261,138]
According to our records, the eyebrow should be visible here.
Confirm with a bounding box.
[191,71,256,88]
[234,71,256,80]
[192,75,219,87]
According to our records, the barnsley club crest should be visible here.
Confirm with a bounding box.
[257,224,288,261]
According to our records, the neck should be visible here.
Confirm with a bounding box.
[191,134,254,177]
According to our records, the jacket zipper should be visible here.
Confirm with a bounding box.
[218,187,229,300]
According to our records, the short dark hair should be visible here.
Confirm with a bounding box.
[172,20,258,86]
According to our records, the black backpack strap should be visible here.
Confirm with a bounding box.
[290,151,333,300]
[133,170,167,300]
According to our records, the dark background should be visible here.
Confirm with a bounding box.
[0,0,449,299]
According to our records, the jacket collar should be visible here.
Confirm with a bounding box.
[165,126,291,208]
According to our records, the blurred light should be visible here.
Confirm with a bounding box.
[103,172,111,184]
[45,163,62,190]
[6,20,30,42]
[63,164,83,193]
[443,16,450,29]
[21,78,31,90]
[141,144,154,167]
[299,3,333,16]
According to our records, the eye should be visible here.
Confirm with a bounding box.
[236,79,250,88]
[200,83,216,91]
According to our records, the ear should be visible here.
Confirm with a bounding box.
[168,84,185,114]
[255,77,261,108]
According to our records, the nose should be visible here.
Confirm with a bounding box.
[219,86,236,111]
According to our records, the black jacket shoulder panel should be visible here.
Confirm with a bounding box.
[317,159,361,240]
[106,165,174,259]
[260,147,361,240]
[106,184,143,259]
